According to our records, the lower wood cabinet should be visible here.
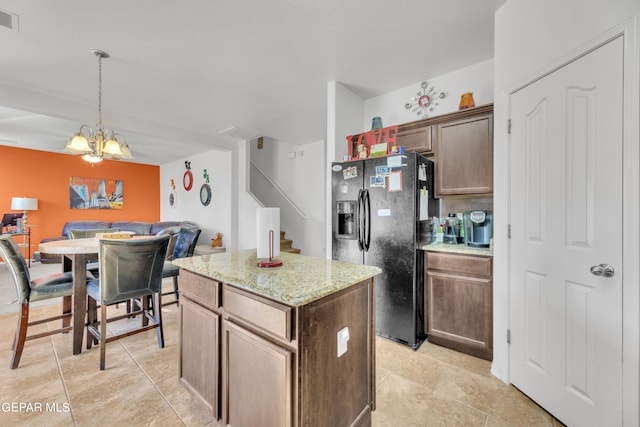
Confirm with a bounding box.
[179,269,375,427]
[425,251,493,360]
[222,320,293,427]
[179,275,220,418]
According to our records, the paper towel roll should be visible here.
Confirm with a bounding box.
[256,208,280,259]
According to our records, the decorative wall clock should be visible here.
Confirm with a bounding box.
[200,169,212,206]
[404,81,446,118]
[183,161,193,191]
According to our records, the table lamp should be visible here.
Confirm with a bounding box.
[11,197,38,232]
[256,207,282,267]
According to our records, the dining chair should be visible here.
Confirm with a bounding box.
[85,235,169,370]
[68,228,121,277]
[161,227,201,306]
[0,235,74,369]
[67,228,120,239]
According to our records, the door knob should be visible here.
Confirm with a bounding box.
[590,264,615,278]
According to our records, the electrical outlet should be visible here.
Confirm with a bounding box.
[337,326,349,357]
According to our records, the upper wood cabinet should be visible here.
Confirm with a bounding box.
[342,104,493,196]
[396,125,433,154]
[434,105,493,197]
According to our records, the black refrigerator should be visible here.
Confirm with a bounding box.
[331,152,439,348]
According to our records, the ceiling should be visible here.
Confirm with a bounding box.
[0,0,506,165]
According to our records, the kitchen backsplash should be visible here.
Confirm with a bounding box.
[439,197,493,217]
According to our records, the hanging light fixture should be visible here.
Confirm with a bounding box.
[64,49,133,164]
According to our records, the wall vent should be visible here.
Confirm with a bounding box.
[0,9,18,31]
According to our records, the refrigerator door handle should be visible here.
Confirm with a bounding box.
[357,189,364,251]
[364,189,371,252]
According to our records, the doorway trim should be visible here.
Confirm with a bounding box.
[496,16,639,426]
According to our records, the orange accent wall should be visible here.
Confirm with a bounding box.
[0,146,159,253]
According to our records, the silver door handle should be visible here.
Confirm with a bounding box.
[590,264,615,278]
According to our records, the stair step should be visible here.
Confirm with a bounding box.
[279,231,300,254]
[281,247,301,254]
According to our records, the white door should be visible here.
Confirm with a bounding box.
[509,36,623,427]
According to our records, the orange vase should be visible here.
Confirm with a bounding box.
[459,92,475,110]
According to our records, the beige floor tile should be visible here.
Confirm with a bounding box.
[417,339,492,377]
[155,374,217,426]
[375,372,487,426]
[0,299,564,427]
[376,338,447,391]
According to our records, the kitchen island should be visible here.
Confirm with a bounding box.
[173,249,381,427]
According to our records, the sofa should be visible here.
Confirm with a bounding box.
[38,220,201,264]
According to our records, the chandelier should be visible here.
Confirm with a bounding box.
[64,49,133,164]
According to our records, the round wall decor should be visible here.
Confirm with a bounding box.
[404,81,446,118]
[183,170,193,191]
[183,160,193,191]
[200,183,212,206]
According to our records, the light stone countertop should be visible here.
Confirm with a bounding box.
[421,242,493,257]
[172,249,382,306]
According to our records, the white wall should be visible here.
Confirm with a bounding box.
[159,147,232,248]
[326,81,365,258]
[493,1,639,424]
[363,59,494,132]
[234,139,261,250]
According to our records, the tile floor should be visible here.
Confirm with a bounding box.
[0,281,564,426]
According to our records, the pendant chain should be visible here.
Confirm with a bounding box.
[97,55,102,130]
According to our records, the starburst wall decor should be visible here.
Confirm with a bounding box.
[404,81,446,118]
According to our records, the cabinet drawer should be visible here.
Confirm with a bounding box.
[179,269,220,310]
[397,126,432,152]
[222,285,292,341]
[426,252,492,277]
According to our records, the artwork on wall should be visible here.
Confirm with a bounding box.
[169,179,178,209]
[69,176,123,209]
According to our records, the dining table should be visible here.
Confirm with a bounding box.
[38,235,144,355]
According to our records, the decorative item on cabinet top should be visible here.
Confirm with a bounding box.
[459,92,475,110]
[345,125,398,161]
[371,116,383,130]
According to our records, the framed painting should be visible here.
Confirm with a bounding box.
[69,177,123,209]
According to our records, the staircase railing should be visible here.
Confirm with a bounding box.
[249,160,307,252]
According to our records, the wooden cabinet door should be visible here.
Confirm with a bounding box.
[221,320,293,427]
[425,269,492,360]
[179,296,220,418]
[434,111,493,196]
[396,126,432,153]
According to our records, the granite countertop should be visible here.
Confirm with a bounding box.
[421,242,493,257]
[172,249,382,306]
